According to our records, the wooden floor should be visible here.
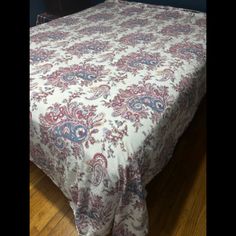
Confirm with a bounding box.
[30,98,206,236]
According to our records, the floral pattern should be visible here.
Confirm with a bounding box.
[160,24,193,36]
[67,40,110,56]
[104,83,173,131]
[30,49,55,64]
[30,1,206,235]
[119,32,155,46]
[44,64,108,91]
[115,52,163,73]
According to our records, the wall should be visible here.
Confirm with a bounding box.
[91,0,206,12]
[30,0,46,27]
[30,0,206,27]
[128,0,206,12]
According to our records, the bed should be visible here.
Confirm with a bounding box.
[30,0,206,235]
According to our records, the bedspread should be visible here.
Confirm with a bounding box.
[30,0,206,235]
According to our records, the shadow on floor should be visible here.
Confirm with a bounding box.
[146,97,206,235]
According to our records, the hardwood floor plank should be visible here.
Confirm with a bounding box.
[177,157,206,236]
[172,156,206,236]
[30,162,45,195]
[193,205,206,236]
[30,173,69,234]
[48,209,77,236]
[38,201,70,236]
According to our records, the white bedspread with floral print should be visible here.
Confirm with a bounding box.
[30,0,206,235]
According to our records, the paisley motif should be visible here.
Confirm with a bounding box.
[67,40,109,56]
[53,122,88,144]
[156,69,175,82]
[45,64,106,91]
[116,52,162,72]
[119,33,154,46]
[87,153,108,186]
[62,71,96,82]
[86,85,110,100]
[129,58,159,67]
[30,49,55,64]
[128,96,165,113]
[161,24,193,35]
[169,42,204,60]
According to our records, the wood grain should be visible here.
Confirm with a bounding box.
[30,98,206,236]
